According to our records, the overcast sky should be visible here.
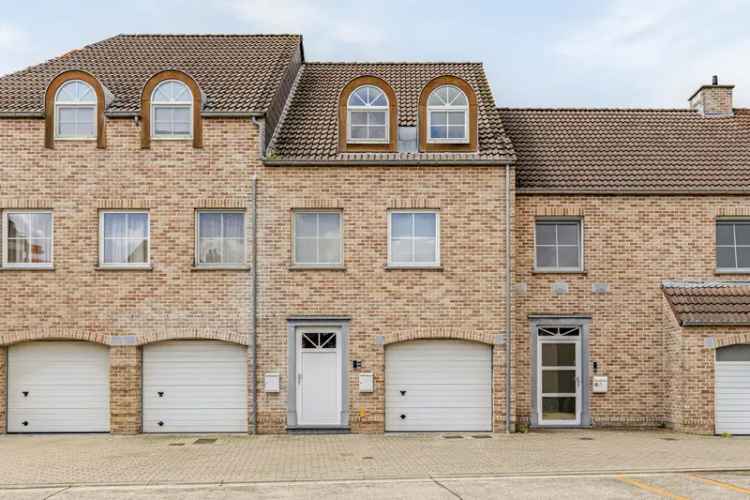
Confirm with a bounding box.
[1,0,749,108]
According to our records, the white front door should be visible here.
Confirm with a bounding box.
[296,327,341,426]
[537,327,582,426]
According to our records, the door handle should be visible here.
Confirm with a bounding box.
[22,391,29,397]
[400,390,406,396]
[576,376,581,388]
[297,373,302,384]
[158,392,164,398]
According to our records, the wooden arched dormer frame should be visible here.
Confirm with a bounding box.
[140,70,203,149]
[338,75,398,153]
[418,75,478,153]
[45,70,107,149]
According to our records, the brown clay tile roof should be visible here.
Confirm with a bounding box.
[267,63,515,163]
[0,34,302,114]
[498,108,750,193]
[663,280,750,326]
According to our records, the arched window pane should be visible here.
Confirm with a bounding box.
[347,84,388,143]
[151,80,193,138]
[427,85,468,143]
[54,80,97,139]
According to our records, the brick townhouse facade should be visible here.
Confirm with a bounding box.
[1,34,749,436]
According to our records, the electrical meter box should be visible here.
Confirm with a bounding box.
[592,375,608,393]
[359,373,374,393]
[264,373,280,393]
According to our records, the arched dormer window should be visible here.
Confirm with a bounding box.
[347,85,388,143]
[338,76,397,153]
[418,76,478,152]
[151,80,193,139]
[54,80,97,139]
[141,70,203,149]
[44,70,107,149]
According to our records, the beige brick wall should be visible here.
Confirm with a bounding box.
[110,346,142,433]
[255,165,511,432]
[0,117,260,433]
[0,346,5,434]
[514,195,750,429]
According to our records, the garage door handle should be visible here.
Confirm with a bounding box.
[400,390,406,396]
[400,414,406,420]
[22,421,28,427]
[22,391,29,397]
[158,421,164,427]
[158,392,164,397]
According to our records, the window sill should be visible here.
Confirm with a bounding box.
[54,137,96,142]
[95,265,153,271]
[714,270,750,275]
[384,265,443,271]
[289,265,347,271]
[532,270,587,275]
[0,266,55,271]
[191,266,251,272]
[151,136,193,141]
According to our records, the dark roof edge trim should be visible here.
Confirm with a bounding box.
[517,188,750,196]
[263,159,513,166]
[0,111,266,119]
[680,320,750,327]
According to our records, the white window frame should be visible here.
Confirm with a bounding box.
[346,85,389,145]
[716,219,750,273]
[54,80,97,141]
[426,85,469,145]
[534,218,584,273]
[150,79,193,140]
[387,209,441,268]
[98,210,151,269]
[292,210,344,267]
[2,210,54,269]
[195,209,247,268]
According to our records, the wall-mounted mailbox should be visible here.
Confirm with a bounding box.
[264,373,280,393]
[359,372,374,393]
[592,375,608,393]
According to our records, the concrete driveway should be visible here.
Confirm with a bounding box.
[1,430,749,494]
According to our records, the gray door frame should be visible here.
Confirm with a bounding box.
[286,316,350,429]
[529,315,592,427]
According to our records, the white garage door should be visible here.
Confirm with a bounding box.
[143,341,247,433]
[386,340,492,432]
[8,342,110,433]
[716,344,750,435]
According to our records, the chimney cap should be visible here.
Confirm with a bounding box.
[712,75,718,85]
[688,80,735,102]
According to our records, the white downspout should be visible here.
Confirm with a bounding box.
[505,163,513,433]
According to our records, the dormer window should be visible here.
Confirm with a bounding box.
[427,85,468,143]
[347,85,388,143]
[54,80,97,140]
[418,75,477,153]
[151,80,193,139]
[338,76,397,153]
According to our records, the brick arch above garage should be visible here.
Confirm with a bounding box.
[381,328,496,346]
[0,330,248,347]
[713,333,750,349]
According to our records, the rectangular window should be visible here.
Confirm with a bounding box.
[717,221,750,271]
[196,211,246,267]
[535,220,582,272]
[388,210,440,267]
[2,210,53,268]
[99,211,149,267]
[293,211,343,266]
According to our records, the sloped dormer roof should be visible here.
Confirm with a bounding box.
[0,34,302,115]
[663,280,750,326]
[267,62,515,164]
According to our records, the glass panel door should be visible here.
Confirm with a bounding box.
[538,339,581,425]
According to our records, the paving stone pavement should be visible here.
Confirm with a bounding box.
[1,430,749,488]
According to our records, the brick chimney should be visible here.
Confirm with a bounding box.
[689,75,734,117]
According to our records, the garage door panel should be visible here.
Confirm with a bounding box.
[385,407,492,432]
[8,408,110,433]
[142,341,247,433]
[386,340,492,432]
[716,361,750,434]
[8,342,110,433]
[143,409,247,433]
